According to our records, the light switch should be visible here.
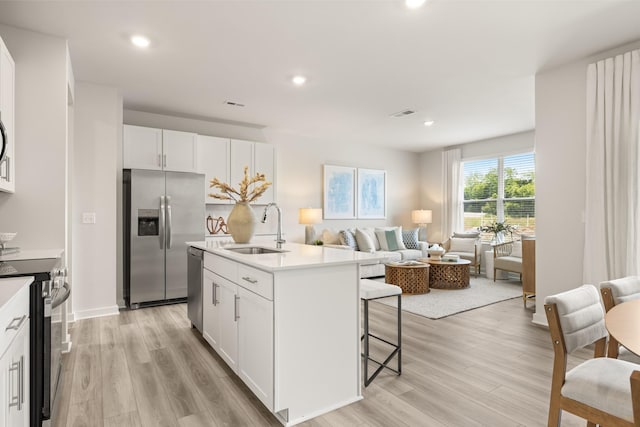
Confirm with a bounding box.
[82,212,96,224]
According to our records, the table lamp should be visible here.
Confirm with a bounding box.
[299,208,323,244]
[411,209,432,241]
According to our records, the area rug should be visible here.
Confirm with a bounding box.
[375,276,522,320]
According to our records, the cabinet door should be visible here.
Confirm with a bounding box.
[5,319,28,427]
[217,277,238,372]
[0,38,15,193]
[202,268,221,351]
[123,125,163,170]
[238,287,273,411]
[230,139,254,191]
[197,135,230,204]
[254,143,276,204]
[162,129,198,173]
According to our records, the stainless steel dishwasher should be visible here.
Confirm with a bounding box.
[187,246,204,332]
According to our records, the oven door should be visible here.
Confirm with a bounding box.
[42,280,70,425]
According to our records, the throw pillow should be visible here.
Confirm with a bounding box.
[355,228,376,253]
[448,237,476,253]
[339,229,359,250]
[511,241,522,258]
[321,229,341,245]
[375,227,407,251]
[402,228,420,249]
[453,231,480,239]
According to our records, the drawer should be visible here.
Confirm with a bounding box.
[205,253,238,282]
[237,264,273,300]
[0,283,29,358]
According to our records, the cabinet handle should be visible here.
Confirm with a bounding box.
[163,154,167,167]
[158,154,161,167]
[19,355,23,409]
[241,276,258,284]
[8,359,19,410]
[212,282,219,306]
[5,315,26,332]
[234,295,240,321]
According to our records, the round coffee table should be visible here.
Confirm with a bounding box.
[426,259,471,289]
[384,262,430,294]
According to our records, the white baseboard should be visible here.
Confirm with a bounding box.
[532,312,548,327]
[70,305,120,322]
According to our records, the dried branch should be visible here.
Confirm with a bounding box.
[208,165,272,203]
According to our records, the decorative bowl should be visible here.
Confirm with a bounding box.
[0,233,17,245]
[428,247,445,261]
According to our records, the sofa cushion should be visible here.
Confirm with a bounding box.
[375,227,406,251]
[494,256,522,273]
[511,241,522,258]
[355,228,376,253]
[321,228,341,245]
[402,228,420,249]
[339,229,359,250]
[378,251,402,262]
[449,237,476,253]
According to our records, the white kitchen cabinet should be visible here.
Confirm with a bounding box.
[123,125,197,173]
[230,139,276,204]
[162,129,197,173]
[197,135,230,204]
[254,143,276,204]
[216,274,239,373]
[2,318,28,427]
[202,268,221,350]
[0,36,15,193]
[229,139,253,190]
[123,125,162,170]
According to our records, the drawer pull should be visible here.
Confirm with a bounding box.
[241,276,258,284]
[5,315,26,332]
[234,295,240,321]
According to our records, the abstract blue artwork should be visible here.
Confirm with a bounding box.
[323,165,356,219]
[357,168,386,219]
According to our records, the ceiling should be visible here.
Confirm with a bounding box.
[1,1,640,152]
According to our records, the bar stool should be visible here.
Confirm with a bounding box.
[360,279,402,387]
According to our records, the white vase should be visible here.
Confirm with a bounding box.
[496,231,505,243]
[227,202,257,243]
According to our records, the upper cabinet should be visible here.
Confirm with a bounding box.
[123,125,197,173]
[253,142,276,204]
[0,36,15,193]
[197,135,230,204]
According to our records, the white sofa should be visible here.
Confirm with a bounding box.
[311,226,428,278]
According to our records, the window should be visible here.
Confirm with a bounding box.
[462,153,535,239]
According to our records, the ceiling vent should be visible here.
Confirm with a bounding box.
[390,109,415,118]
[224,100,245,107]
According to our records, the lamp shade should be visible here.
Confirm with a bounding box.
[411,209,432,225]
[298,208,323,225]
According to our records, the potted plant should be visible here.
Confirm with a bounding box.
[480,221,517,243]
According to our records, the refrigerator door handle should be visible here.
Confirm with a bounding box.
[159,195,166,249]
[166,195,172,249]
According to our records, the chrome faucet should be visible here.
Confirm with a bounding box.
[261,202,286,248]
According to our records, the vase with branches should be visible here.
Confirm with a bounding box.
[480,221,517,243]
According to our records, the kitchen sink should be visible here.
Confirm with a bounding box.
[224,246,286,255]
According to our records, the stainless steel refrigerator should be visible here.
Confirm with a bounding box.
[124,169,204,308]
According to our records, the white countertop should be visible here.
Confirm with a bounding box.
[188,241,389,272]
[0,248,64,262]
[0,277,32,309]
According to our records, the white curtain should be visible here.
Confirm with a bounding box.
[442,148,463,239]
[584,49,640,285]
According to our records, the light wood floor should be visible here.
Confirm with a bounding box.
[53,298,591,427]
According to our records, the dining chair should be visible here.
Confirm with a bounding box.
[544,284,640,427]
[600,276,640,362]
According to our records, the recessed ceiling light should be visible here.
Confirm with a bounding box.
[424,120,435,127]
[131,35,150,48]
[292,75,307,86]
[405,0,427,9]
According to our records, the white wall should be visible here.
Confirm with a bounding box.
[418,131,535,244]
[0,26,68,251]
[71,82,121,319]
[533,38,640,325]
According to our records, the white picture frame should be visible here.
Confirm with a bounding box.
[323,165,357,219]
[357,168,386,219]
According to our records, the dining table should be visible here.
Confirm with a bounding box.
[604,299,640,357]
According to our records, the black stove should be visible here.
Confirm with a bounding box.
[0,257,65,427]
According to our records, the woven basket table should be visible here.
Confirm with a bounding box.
[384,263,430,294]
[427,259,471,289]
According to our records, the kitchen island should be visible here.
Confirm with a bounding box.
[187,241,388,426]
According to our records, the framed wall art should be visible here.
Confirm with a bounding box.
[357,168,386,219]
[323,165,356,219]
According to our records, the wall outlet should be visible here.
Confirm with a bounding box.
[82,212,96,224]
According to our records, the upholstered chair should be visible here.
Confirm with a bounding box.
[599,276,640,363]
[544,284,640,427]
[493,241,522,281]
[441,231,482,275]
